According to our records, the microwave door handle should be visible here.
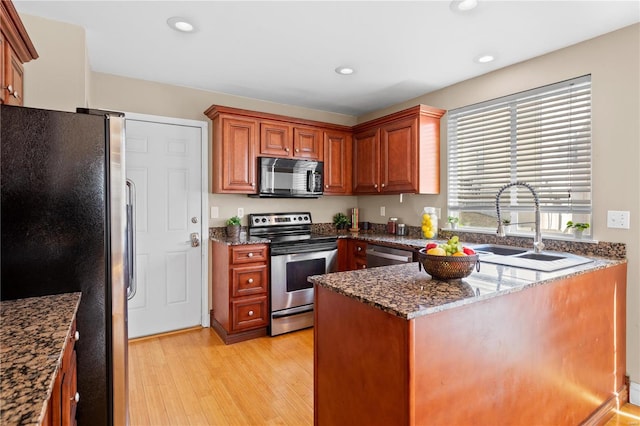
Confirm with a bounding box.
[126,179,137,300]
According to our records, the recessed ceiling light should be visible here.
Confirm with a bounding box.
[167,17,195,33]
[475,54,495,63]
[450,0,478,12]
[335,66,355,75]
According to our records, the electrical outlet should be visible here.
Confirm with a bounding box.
[210,206,219,219]
[237,207,244,218]
[607,210,630,229]
[380,206,386,216]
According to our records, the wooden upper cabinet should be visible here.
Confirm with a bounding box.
[0,0,38,106]
[293,126,322,160]
[259,121,322,160]
[206,107,259,194]
[381,117,418,193]
[323,130,352,195]
[205,105,349,194]
[352,128,380,194]
[260,120,292,157]
[353,105,445,195]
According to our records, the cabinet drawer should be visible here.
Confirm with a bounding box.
[352,241,368,258]
[354,257,368,270]
[231,296,268,331]
[231,264,268,297]
[231,244,268,264]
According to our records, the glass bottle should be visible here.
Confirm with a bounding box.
[422,207,438,239]
[387,217,398,234]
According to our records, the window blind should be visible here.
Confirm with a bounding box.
[448,75,592,214]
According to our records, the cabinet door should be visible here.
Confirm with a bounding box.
[381,117,418,193]
[4,43,23,106]
[323,130,352,195]
[352,128,380,194]
[215,116,258,193]
[62,350,78,425]
[349,240,368,271]
[260,120,291,157]
[231,295,268,331]
[293,126,322,160]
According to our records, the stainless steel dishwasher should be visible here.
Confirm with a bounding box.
[366,244,414,268]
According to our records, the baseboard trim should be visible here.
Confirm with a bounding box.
[630,380,640,406]
[210,314,267,345]
[582,384,629,426]
[128,325,204,343]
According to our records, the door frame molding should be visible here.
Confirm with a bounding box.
[123,112,210,328]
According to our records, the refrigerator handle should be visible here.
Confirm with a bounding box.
[126,179,137,300]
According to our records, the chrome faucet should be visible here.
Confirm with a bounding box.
[495,181,545,253]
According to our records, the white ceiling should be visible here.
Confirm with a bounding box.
[14,1,640,116]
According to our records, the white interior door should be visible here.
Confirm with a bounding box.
[125,116,206,338]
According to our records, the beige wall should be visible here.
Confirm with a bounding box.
[20,14,87,111]
[359,23,640,384]
[20,14,639,385]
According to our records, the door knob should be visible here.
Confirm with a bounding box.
[190,232,200,247]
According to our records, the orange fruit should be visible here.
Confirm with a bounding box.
[452,251,466,256]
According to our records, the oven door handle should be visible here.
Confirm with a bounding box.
[272,305,314,319]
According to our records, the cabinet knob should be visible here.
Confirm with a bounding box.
[251,182,255,187]
[247,252,254,258]
[74,331,80,341]
[381,183,385,188]
[73,392,80,403]
[325,184,329,189]
[248,310,254,316]
[357,246,362,252]
[247,278,254,284]
[295,148,299,153]
[374,184,378,188]
[360,264,367,269]
[6,85,13,94]
[285,147,290,152]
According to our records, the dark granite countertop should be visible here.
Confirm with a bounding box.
[308,258,625,320]
[1,292,81,425]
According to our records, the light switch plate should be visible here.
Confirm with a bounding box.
[380,206,386,216]
[210,206,219,219]
[237,207,244,218]
[607,210,630,229]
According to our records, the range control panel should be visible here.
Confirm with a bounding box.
[248,212,312,228]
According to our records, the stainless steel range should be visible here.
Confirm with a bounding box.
[248,212,337,336]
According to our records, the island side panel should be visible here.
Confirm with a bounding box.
[314,285,411,426]
[411,263,627,425]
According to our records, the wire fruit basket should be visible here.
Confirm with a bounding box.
[417,249,480,280]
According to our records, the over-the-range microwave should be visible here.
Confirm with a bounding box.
[252,156,323,198]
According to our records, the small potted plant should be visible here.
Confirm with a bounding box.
[566,221,590,239]
[226,216,242,239]
[332,212,350,232]
[502,218,512,233]
[447,216,459,230]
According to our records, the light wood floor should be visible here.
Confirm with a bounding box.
[129,327,639,426]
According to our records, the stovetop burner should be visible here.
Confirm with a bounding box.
[248,212,336,250]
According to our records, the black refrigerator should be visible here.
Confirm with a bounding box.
[1,104,131,426]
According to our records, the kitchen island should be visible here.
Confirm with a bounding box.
[309,259,627,425]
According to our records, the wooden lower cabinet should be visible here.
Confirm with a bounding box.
[211,242,269,344]
[43,319,78,426]
[337,239,367,272]
[315,263,627,425]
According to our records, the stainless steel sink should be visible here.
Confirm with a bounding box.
[474,245,528,256]
[473,244,593,272]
